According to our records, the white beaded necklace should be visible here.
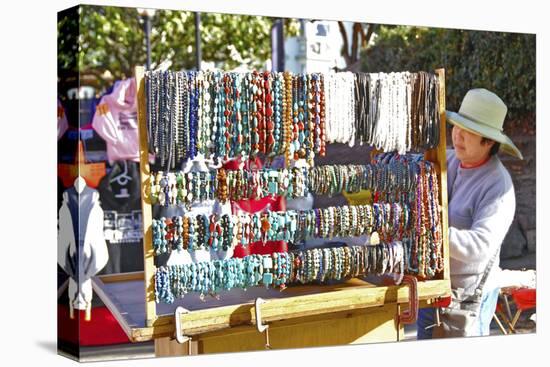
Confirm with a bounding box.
[405,72,412,152]
[347,72,356,147]
[325,72,336,143]
[375,73,391,151]
[395,72,406,154]
[337,73,345,143]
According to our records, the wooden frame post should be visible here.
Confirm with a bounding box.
[424,68,450,281]
[135,66,157,327]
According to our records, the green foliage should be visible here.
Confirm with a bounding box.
[361,25,536,118]
[79,6,144,84]
[58,7,81,96]
[77,5,299,91]
[58,7,79,73]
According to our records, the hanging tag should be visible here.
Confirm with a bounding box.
[370,231,380,246]
[290,220,296,232]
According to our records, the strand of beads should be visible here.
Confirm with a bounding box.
[249,71,261,157]
[263,71,275,155]
[152,211,299,254]
[150,157,441,273]
[211,72,222,159]
[232,73,243,158]
[271,72,283,157]
[372,156,442,277]
[323,72,333,143]
[188,72,199,160]
[151,203,415,255]
[154,252,285,303]
[145,70,440,170]
[240,73,251,159]
[154,242,413,304]
[150,171,216,207]
[150,155,436,205]
[283,71,293,165]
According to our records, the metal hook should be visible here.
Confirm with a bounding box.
[174,306,191,345]
[255,298,271,349]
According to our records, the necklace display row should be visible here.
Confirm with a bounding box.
[145,70,440,170]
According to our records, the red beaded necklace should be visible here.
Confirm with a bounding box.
[263,71,275,154]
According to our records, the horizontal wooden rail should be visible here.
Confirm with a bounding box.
[129,279,449,342]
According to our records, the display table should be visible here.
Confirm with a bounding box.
[93,272,449,355]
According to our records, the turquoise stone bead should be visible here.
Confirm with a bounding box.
[262,273,273,285]
[284,231,290,241]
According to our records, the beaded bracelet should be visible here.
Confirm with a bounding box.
[152,200,420,255]
[155,240,420,304]
[150,156,438,205]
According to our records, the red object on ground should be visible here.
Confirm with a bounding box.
[510,288,536,311]
[58,304,130,346]
[432,296,452,308]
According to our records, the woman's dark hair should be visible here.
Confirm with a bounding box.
[481,137,501,156]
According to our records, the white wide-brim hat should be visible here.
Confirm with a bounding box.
[446,88,523,159]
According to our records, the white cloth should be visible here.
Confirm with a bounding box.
[496,268,536,289]
[58,186,109,309]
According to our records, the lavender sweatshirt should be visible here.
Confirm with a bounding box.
[447,150,515,295]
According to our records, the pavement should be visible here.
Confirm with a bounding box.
[65,309,535,362]
[403,311,536,341]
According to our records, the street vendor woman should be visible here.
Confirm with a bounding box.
[417,88,523,338]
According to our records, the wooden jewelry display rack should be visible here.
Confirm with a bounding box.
[92,67,451,356]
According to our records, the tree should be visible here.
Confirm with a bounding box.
[58,7,80,94]
[337,22,377,71]
[360,25,536,118]
[76,5,299,91]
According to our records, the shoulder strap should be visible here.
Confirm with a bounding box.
[475,248,500,295]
